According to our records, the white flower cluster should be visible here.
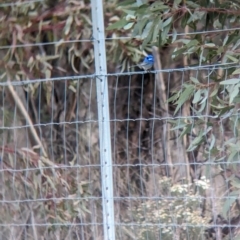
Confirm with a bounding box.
[170,183,189,193]
[194,176,210,190]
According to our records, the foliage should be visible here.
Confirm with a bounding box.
[0,0,93,115]
[0,0,240,239]
[107,0,240,231]
[0,1,100,239]
[121,176,210,240]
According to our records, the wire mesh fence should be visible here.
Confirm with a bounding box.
[0,0,240,240]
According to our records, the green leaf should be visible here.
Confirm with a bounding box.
[181,12,191,28]
[118,0,136,7]
[163,17,173,28]
[132,17,149,36]
[171,123,187,130]
[220,78,240,85]
[123,22,135,30]
[135,4,148,14]
[225,54,239,63]
[218,107,234,119]
[199,89,209,104]
[175,39,191,45]
[192,89,202,104]
[186,1,200,8]
[172,28,177,43]
[201,96,208,109]
[121,9,136,15]
[231,178,240,188]
[204,43,216,47]
[172,47,187,58]
[141,21,153,39]
[179,125,192,139]
[107,19,129,30]
[174,0,182,7]
[160,22,171,45]
[187,133,204,151]
[141,21,154,48]
[190,77,200,84]
[186,39,199,48]
[223,34,229,46]
[209,134,216,150]
[167,92,180,103]
[174,85,195,115]
[222,192,238,218]
[232,69,240,75]
[136,0,148,7]
[126,14,136,21]
[227,149,238,163]
[229,85,239,104]
[232,38,240,50]
[150,17,162,43]
[149,2,169,11]
[210,87,218,97]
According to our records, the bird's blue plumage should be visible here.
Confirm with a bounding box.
[129,54,154,71]
[138,54,154,70]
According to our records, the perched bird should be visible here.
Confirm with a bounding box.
[129,54,154,71]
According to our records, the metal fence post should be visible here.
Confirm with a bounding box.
[90,1,115,240]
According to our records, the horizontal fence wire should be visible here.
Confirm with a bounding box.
[0,65,239,239]
[0,62,237,86]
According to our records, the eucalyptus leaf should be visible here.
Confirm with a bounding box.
[209,134,216,150]
[160,22,171,45]
[220,78,240,85]
[222,192,239,218]
[190,77,200,84]
[192,89,202,104]
[232,69,240,75]
[174,85,195,115]
[149,2,169,11]
[225,54,239,63]
[141,21,154,48]
[107,18,129,30]
[198,100,207,113]
[229,86,239,104]
[118,0,136,7]
[124,22,135,30]
[171,123,188,130]
[172,28,177,43]
[132,17,149,36]
[187,133,204,151]
[163,17,173,28]
[210,87,218,97]
[179,125,192,139]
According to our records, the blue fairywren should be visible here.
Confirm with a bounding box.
[129,54,154,71]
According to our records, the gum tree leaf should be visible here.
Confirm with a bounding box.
[107,19,129,30]
[190,77,200,84]
[124,22,135,30]
[222,191,239,218]
[229,85,239,104]
[149,2,169,11]
[192,89,202,104]
[174,85,195,115]
[232,69,240,75]
[220,79,240,85]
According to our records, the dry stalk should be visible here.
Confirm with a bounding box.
[152,46,173,178]
[6,73,48,157]
[182,24,191,184]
